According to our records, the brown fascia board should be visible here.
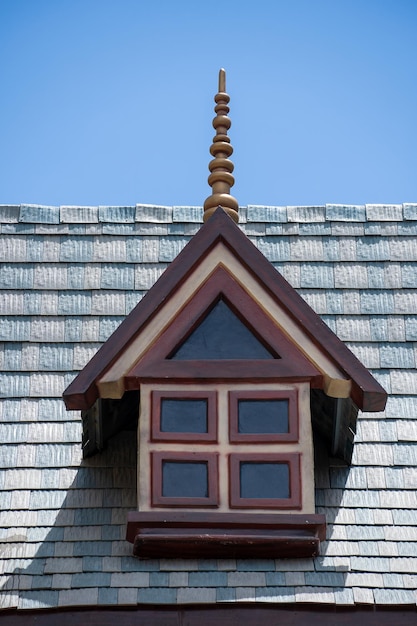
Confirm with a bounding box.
[3,606,417,626]
[63,208,387,413]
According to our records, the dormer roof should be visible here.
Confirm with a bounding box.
[64,206,386,415]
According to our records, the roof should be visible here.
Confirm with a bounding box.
[1,202,417,611]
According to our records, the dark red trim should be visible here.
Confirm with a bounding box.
[151,451,219,508]
[229,452,301,509]
[127,511,326,559]
[151,390,218,443]
[2,605,417,626]
[229,389,299,443]
[128,266,321,384]
[63,208,387,412]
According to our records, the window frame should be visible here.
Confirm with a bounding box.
[151,450,219,508]
[229,389,299,443]
[151,390,218,443]
[229,452,302,509]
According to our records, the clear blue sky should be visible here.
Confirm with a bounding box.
[1,0,416,207]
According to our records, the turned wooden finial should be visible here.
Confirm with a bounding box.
[203,69,239,223]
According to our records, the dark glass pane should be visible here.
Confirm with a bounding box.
[240,462,289,499]
[162,461,208,497]
[170,299,276,360]
[238,399,289,434]
[160,399,208,433]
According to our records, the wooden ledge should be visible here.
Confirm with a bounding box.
[126,511,326,559]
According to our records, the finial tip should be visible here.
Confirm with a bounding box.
[219,68,226,93]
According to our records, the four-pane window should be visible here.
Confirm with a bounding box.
[150,389,300,509]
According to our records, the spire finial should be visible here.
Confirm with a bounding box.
[203,69,239,223]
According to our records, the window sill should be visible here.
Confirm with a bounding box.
[126,511,326,559]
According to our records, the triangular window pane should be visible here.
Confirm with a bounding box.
[170,299,277,360]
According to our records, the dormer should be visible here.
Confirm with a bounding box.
[63,71,387,559]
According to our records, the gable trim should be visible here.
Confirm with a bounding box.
[126,265,322,384]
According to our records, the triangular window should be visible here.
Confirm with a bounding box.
[169,298,276,360]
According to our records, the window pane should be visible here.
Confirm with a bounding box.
[162,461,208,498]
[240,462,289,499]
[170,299,275,360]
[161,399,208,433]
[238,399,289,434]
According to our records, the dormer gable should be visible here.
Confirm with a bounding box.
[63,70,387,560]
[64,207,386,416]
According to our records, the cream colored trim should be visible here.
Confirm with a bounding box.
[97,242,351,399]
[137,382,315,514]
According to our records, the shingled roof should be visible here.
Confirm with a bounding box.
[1,202,417,612]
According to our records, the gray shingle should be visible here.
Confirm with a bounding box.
[100,265,134,290]
[72,572,111,587]
[177,587,216,603]
[137,588,177,603]
[366,204,403,221]
[18,590,59,609]
[395,290,417,314]
[247,205,287,222]
[384,467,405,488]
[20,205,60,224]
[0,236,27,262]
[334,264,368,289]
[387,316,406,341]
[59,588,99,606]
[0,373,31,398]
[33,265,67,290]
[403,203,417,220]
[134,263,167,290]
[172,206,202,223]
[0,205,20,223]
[373,588,416,604]
[360,290,394,314]
[326,204,366,222]
[257,237,290,262]
[353,444,394,466]
[125,237,143,262]
[98,206,135,223]
[111,572,149,587]
[300,264,334,288]
[159,237,189,262]
[391,371,417,395]
[98,587,118,604]
[255,587,296,602]
[135,205,172,223]
[136,222,168,235]
[390,238,417,261]
[102,223,136,235]
[240,222,266,236]
[93,237,127,262]
[356,237,391,261]
[290,237,324,261]
[287,206,325,222]
[60,236,93,262]
[0,264,34,289]
[295,586,335,603]
[299,222,331,236]
[189,572,228,587]
[60,206,98,223]
[216,587,236,601]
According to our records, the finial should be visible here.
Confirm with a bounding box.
[203,69,239,223]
